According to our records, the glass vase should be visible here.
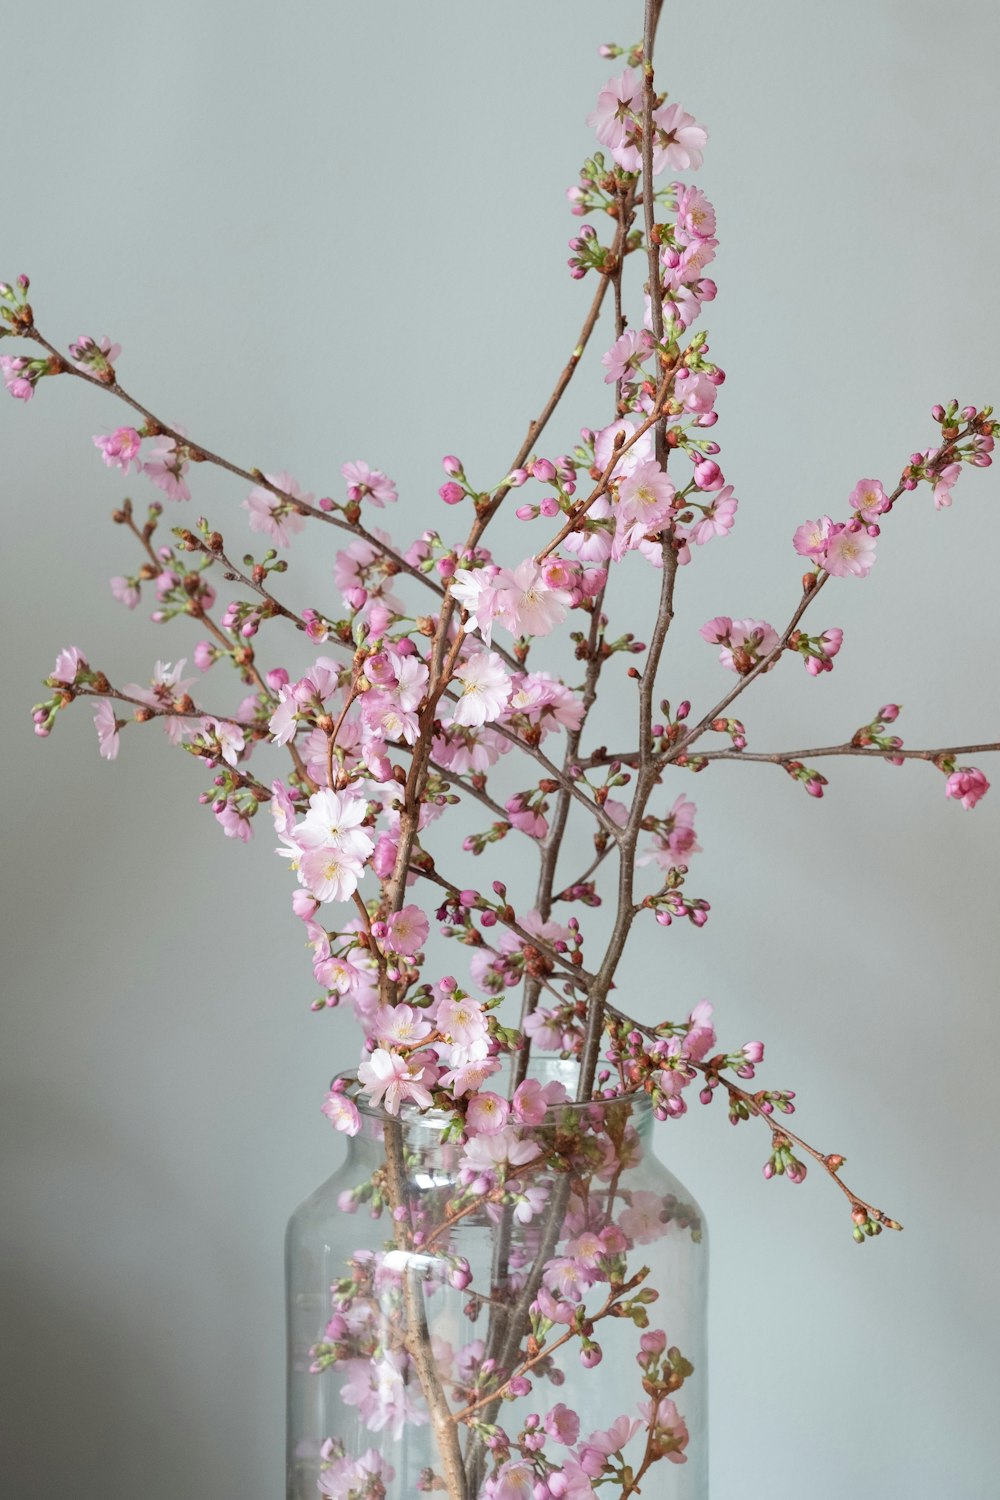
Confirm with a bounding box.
[286,1060,708,1498]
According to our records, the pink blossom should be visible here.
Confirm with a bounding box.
[383,904,429,956]
[675,184,717,241]
[640,1396,690,1463]
[487,1460,536,1500]
[214,799,253,841]
[512,1078,550,1126]
[372,1003,433,1048]
[295,787,374,861]
[849,478,890,522]
[672,368,718,414]
[547,1459,598,1499]
[545,1404,581,1447]
[616,459,675,541]
[543,1256,596,1302]
[93,700,120,760]
[51,646,85,684]
[298,845,367,903]
[587,70,642,153]
[933,462,962,510]
[620,1190,670,1245]
[143,435,191,502]
[651,101,707,172]
[109,575,140,610]
[601,327,654,385]
[460,1126,541,1179]
[94,427,142,473]
[465,1092,510,1135]
[523,1007,564,1052]
[594,417,653,480]
[341,459,398,507]
[438,1058,501,1097]
[357,1048,434,1114]
[688,485,738,545]
[67,334,120,377]
[200,716,245,767]
[493,559,573,639]
[700,617,779,674]
[451,651,512,728]
[437,995,490,1061]
[945,767,990,809]
[1,355,35,401]
[242,471,311,548]
[793,515,834,560]
[638,794,700,872]
[822,525,878,579]
[578,1417,643,1477]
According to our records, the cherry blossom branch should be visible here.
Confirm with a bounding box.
[407,861,596,990]
[603,1002,903,1235]
[23,323,446,602]
[534,367,675,562]
[380,1124,467,1500]
[642,0,668,346]
[175,529,313,634]
[695,740,1000,765]
[453,1268,650,1425]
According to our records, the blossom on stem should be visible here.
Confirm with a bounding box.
[93,700,121,760]
[357,1048,434,1114]
[822,523,878,578]
[296,787,374,861]
[945,766,990,809]
[586,69,642,153]
[1,355,36,401]
[242,471,311,548]
[849,478,890,522]
[341,460,398,507]
[688,485,738,545]
[383,904,429,956]
[450,651,512,728]
[143,435,192,502]
[601,327,654,385]
[93,427,142,473]
[69,334,120,379]
[494,559,573,639]
[699,616,779,674]
[110,575,140,610]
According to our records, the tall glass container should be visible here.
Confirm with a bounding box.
[286,1061,708,1498]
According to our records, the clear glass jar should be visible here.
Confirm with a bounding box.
[286,1060,708,1498]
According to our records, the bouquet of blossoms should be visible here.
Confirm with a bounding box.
[7,2,996,1497]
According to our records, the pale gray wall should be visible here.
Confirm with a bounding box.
[2,2,998,1496]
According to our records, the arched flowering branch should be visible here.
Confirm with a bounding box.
[8,0,998,1494]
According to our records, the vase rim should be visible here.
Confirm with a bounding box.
[332,1054,653,1130]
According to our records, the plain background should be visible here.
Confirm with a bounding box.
[2,2,999,1495]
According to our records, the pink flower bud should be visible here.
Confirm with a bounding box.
[580,1344,602,1368]
[879,703,900,722]
[515,505,536,521]
[531,458,557,482]
[442,455,463,476]
[693,459,722,490]
[508,468,529,487]
[318,495,334,511]
[439,482,465,505]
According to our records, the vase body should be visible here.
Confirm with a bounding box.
[286,1060,708,1498]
